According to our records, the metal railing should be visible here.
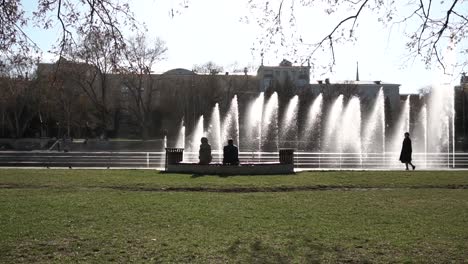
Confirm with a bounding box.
[0,151,467,169]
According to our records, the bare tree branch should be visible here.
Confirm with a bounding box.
[430,0,459,71]
[246,0,468,74]
[309,0,369,69]
[417,0,432,54]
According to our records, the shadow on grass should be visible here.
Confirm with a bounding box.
[191,173,233,178]
[223,236,373,264]
[190,173,295,178]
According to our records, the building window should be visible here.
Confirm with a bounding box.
[121,85,130,97]
[264,79,272,90]
[154,90,161,106]
[298,74,308,80]
[296,79,306,87]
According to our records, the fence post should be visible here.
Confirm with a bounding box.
[318,153,321,169]
[147,152,149,168]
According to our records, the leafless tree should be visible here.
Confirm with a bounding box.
[1,0,138,138]
[225,62,257,75]
[0,61,38,138]
[36,67,92,138]
[193,61,224,75]
[68,29,120,137]
[245,0,468,73]
[0,0,138,63]
[119,34,168,139]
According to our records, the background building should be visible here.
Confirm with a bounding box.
[1,57,439,151]
[257,59,311,92]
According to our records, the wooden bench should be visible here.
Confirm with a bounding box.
[165,148,294,175]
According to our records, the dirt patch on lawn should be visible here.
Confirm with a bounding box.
[106,184,468,193]
[1,183,468,193]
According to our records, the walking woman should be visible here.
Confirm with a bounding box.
[399,132,416,170]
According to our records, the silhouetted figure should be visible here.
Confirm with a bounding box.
[223,139,239,165]
[399,132,416,170]
[198,137,212,165]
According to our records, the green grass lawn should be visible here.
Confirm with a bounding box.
[0,170,467,263]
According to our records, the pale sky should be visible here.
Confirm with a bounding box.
[22,0,467,94]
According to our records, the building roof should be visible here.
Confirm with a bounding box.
[279,59,293,67]
[162,68,196,75]
[312,80,400,86]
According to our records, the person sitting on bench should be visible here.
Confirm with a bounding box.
[198,137,212,165]
[223,139,239,165]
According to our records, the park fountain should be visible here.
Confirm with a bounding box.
[167,74,457,169]
[390,95,410,153]
[424,43,456,167]
[159,135,168,168]
[301,93,322,144]
[157,42,462,168]
[341,96,362,154]
[362,88,386,154]
[421,105,428,167]
[451,92,455,168]
[191,115,205,152]
[413,104,428,167]
[262,92,279,150]
[208,103,222,152]
[323,95,343,152]
[280,95,299,148]
[247,92,264,154]
[426,82,454,167]
[176,124,185,149]
[222,95,240,148]
[263,93,280,147]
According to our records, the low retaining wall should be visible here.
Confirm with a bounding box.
[166,162,294,175]
[0,138,166,151]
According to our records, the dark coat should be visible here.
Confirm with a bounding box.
[223,144,239,165]
[199,143,212,164]
[399,137,412,163]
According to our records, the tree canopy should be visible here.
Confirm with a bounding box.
[1,0,138,69]
[1,0,467,74]
[245,0,468,73]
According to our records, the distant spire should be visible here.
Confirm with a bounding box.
[356,61,360,81]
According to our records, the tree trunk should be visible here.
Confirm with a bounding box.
[14,112,21,138]
[141,125,149,140]
[1,110,5,137]
[67,110,71,137]
[141,114,150,140]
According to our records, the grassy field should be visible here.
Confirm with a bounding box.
[0,170,467,263]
